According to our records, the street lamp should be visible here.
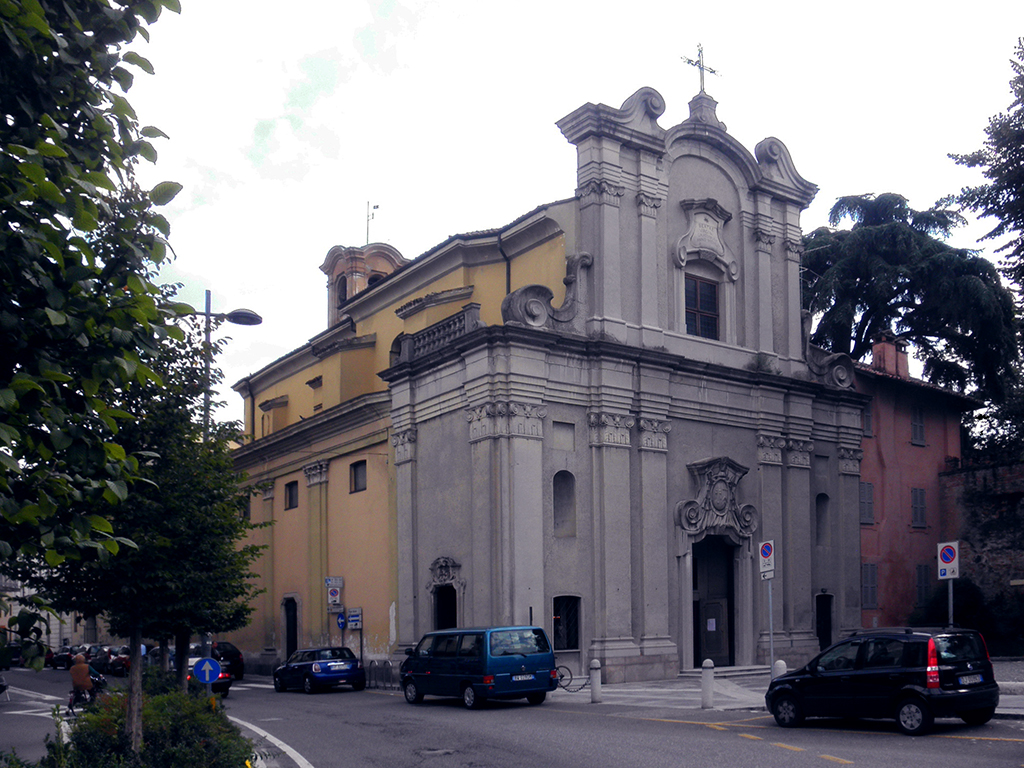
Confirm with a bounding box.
[199,289,262,439]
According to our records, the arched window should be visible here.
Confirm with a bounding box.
[336,275,348,305]
[553,471,576,537]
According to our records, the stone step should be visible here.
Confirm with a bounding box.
[678,665,772,681]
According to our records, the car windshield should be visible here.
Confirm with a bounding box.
[489,629,550,656]
[934,634,985,662]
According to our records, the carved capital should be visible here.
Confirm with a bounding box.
[303,460,329,487]
[753,229,776,249]
[392,428,418,465]
[466,401,546,442]
[638,418,671,452]
[839,446,864,475]
[784,239,805,257]
[578,179,625,208]
[757,434,786,465]
[588,411,634,448]
[636,192,663,218]
[785,439,814,468]
[262,486,275,501]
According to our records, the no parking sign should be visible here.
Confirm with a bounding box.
[938,541,959,580]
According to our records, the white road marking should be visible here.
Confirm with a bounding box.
[229,716,315,768]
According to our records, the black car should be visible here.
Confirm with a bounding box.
[765,627,1000,735]
[213,641,244,681]
[273,647,365,694]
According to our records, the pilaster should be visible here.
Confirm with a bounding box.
[304,459,330,646]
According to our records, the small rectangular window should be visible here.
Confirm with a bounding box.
[911,406,926,445]
[862,406,873,437]
[350,460,367,493]
[284,481,298,510]
[911,488,926,528]
[862,563,878,609]
[859,481,874,524]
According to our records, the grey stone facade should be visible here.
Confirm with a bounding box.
[382,87,865,682]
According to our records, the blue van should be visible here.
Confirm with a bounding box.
[400,626,558,709]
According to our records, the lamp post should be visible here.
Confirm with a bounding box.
[200,289,262,440]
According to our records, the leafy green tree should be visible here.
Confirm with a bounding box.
[1,0,183,658]
[950,38,1024,287]
[802,193,1018,401]
[12,312,263,750]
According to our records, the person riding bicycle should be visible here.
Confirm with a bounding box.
[69,653,98,705]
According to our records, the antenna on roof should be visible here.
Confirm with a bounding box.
[366,202,379,244]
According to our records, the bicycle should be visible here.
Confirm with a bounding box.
[555,665,573,689]
[65,673,106,718]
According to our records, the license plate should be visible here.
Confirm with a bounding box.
[959,674,983,685]
[329,662,350,670]
[512,674,534,681]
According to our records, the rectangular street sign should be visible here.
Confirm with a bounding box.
[759,540,775,573]
[325,576,344,588]
[760,570,774,581]
[347,607,363,629]
[938,541,960,580]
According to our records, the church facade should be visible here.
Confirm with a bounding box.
[231,86,867,682]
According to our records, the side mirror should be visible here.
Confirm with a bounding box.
[405,647,414,657]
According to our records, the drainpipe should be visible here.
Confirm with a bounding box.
[497,229,511,296]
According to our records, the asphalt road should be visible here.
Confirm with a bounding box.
[4,668,1024,768]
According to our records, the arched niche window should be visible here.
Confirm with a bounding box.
[336,275,348,306]
[553,470,576,538]
[367,273,385,288]
[816,493,830,546]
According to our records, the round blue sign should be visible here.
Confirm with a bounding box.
[761,542,773,559]
[193,657,221,684]
[940,545,956,564]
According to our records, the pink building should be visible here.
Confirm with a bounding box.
[856,336,977,629]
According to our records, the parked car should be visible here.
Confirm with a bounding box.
[765,627,1000,735]
[108,646,131,677]
[84,644,112,673]
[186,656,232,696]
[50,645,79,670]
[273,647,365,694]
[213,641,245,681]
[400,626,558,709]
[1,641,22,670]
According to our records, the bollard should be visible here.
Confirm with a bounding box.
[701,658,714,709]
[773,659,787,679]
[589,658,602,703]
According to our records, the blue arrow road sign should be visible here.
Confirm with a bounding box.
[193,657,221,684]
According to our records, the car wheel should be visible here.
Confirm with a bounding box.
[220,689,229,699]
[235,670,244,681]
[303,676,316,694]
[402,680,422,704]
[352,679,366,691]
[959,706,995,726]
[526,691,546,705]
[896,698,933,736]
[771,694,804,728]
[462,684,484,710]
[273,676,285,692]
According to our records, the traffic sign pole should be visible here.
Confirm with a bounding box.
[759,541,776,677]
[937,541,960,627]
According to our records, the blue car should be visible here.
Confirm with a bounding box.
[273,647,366,694]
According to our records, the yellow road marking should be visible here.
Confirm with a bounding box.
[738,733,762,740]
[771,742,805,751]
[820,756,854,765]
[705,724,727,731]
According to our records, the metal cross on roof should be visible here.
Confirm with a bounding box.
[682,44,720,93]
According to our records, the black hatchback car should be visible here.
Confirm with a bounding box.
[213,641,245,681]
[765,627,1000,735]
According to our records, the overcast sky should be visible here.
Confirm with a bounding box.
[125,1,1023,423]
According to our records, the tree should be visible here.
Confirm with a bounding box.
[10,311,263,750]
[802,193,1018,402]
[1,0,183,655]
[950,38,1024,288]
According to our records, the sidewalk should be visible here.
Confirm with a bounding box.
[549,662,1024,719]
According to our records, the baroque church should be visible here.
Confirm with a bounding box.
[231,84,867,682]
